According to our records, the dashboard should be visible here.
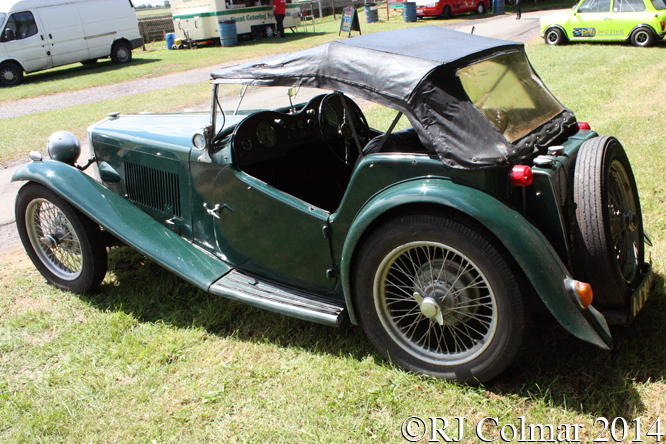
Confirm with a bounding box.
[231,94,326,166]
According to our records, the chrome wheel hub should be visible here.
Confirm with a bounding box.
[624,211,638,232]
[413,292,443,323]
[374,241,497,365]
[40,234,59,250]
[2,69,16,82]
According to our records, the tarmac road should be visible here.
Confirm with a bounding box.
[0,10,557,252]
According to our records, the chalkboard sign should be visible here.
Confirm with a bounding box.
[339,5,361,37]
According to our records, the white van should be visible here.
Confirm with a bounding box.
[0,0,143,86]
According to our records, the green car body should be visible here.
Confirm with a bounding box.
[541,0,666,46]
[12,27,653,383]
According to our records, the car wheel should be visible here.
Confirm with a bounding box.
[573,137,644,307]
[111,41,132,64]
[630,28,654,47]
[441,5,452,18]
[80,59,98,66]
[0,62,23,87]
[476,2,485,14]
[353,213,526,384]
[545,28,566,46]
[16,183,108,293]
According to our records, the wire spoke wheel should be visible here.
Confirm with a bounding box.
[25,198,83,280]
[375,241,497,365]
[16,183,108,293]
[607,160,640,283]
[353,214,526,383]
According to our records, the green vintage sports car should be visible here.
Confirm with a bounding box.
[541,0,666,46]
[12,27,652,384]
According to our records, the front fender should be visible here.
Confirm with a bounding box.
[12,160,231,291]
[542,24,568,39]
[341,178,612,350]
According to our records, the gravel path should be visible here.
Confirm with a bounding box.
[0,63,223,119]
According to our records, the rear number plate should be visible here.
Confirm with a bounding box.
[632,263,653,317]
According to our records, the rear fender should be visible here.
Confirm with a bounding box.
[12,160,231,291]
[341,178,612,350]
[629,24,658,39]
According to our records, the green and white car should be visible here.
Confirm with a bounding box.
[541,0,666,46]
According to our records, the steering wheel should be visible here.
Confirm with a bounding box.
[318,93,370,165]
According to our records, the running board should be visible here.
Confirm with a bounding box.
[209,271,346,327]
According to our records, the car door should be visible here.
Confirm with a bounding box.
[0,10,50,73]
[568,0,613,40]
[210,165,336,293]
[35,4,90,66]
[190,144,337,294]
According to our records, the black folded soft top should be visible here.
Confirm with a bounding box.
[211,26,539,169]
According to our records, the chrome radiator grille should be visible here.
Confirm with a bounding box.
[124,162,182,217]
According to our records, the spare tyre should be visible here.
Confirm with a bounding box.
[573,136,643,307]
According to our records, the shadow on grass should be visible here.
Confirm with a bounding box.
[84,247,377,360]
[83,247,665,418]
[490,272,666,418]
[23,58,161,87]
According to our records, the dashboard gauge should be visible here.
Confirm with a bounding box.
[242,138,253,151]
[324,104,338,127]
[192,133,206,149]
[256,121,276,147]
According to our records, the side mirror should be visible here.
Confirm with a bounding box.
[3,28,15,41]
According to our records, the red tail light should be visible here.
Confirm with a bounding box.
[577,121,591,130]
[510,165,533,186]
[661,20,665,31]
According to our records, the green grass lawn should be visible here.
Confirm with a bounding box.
[3,18,666,444]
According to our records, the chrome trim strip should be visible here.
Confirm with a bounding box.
[84,31,117,40]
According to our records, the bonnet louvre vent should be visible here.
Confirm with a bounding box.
[124,162,182,217]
